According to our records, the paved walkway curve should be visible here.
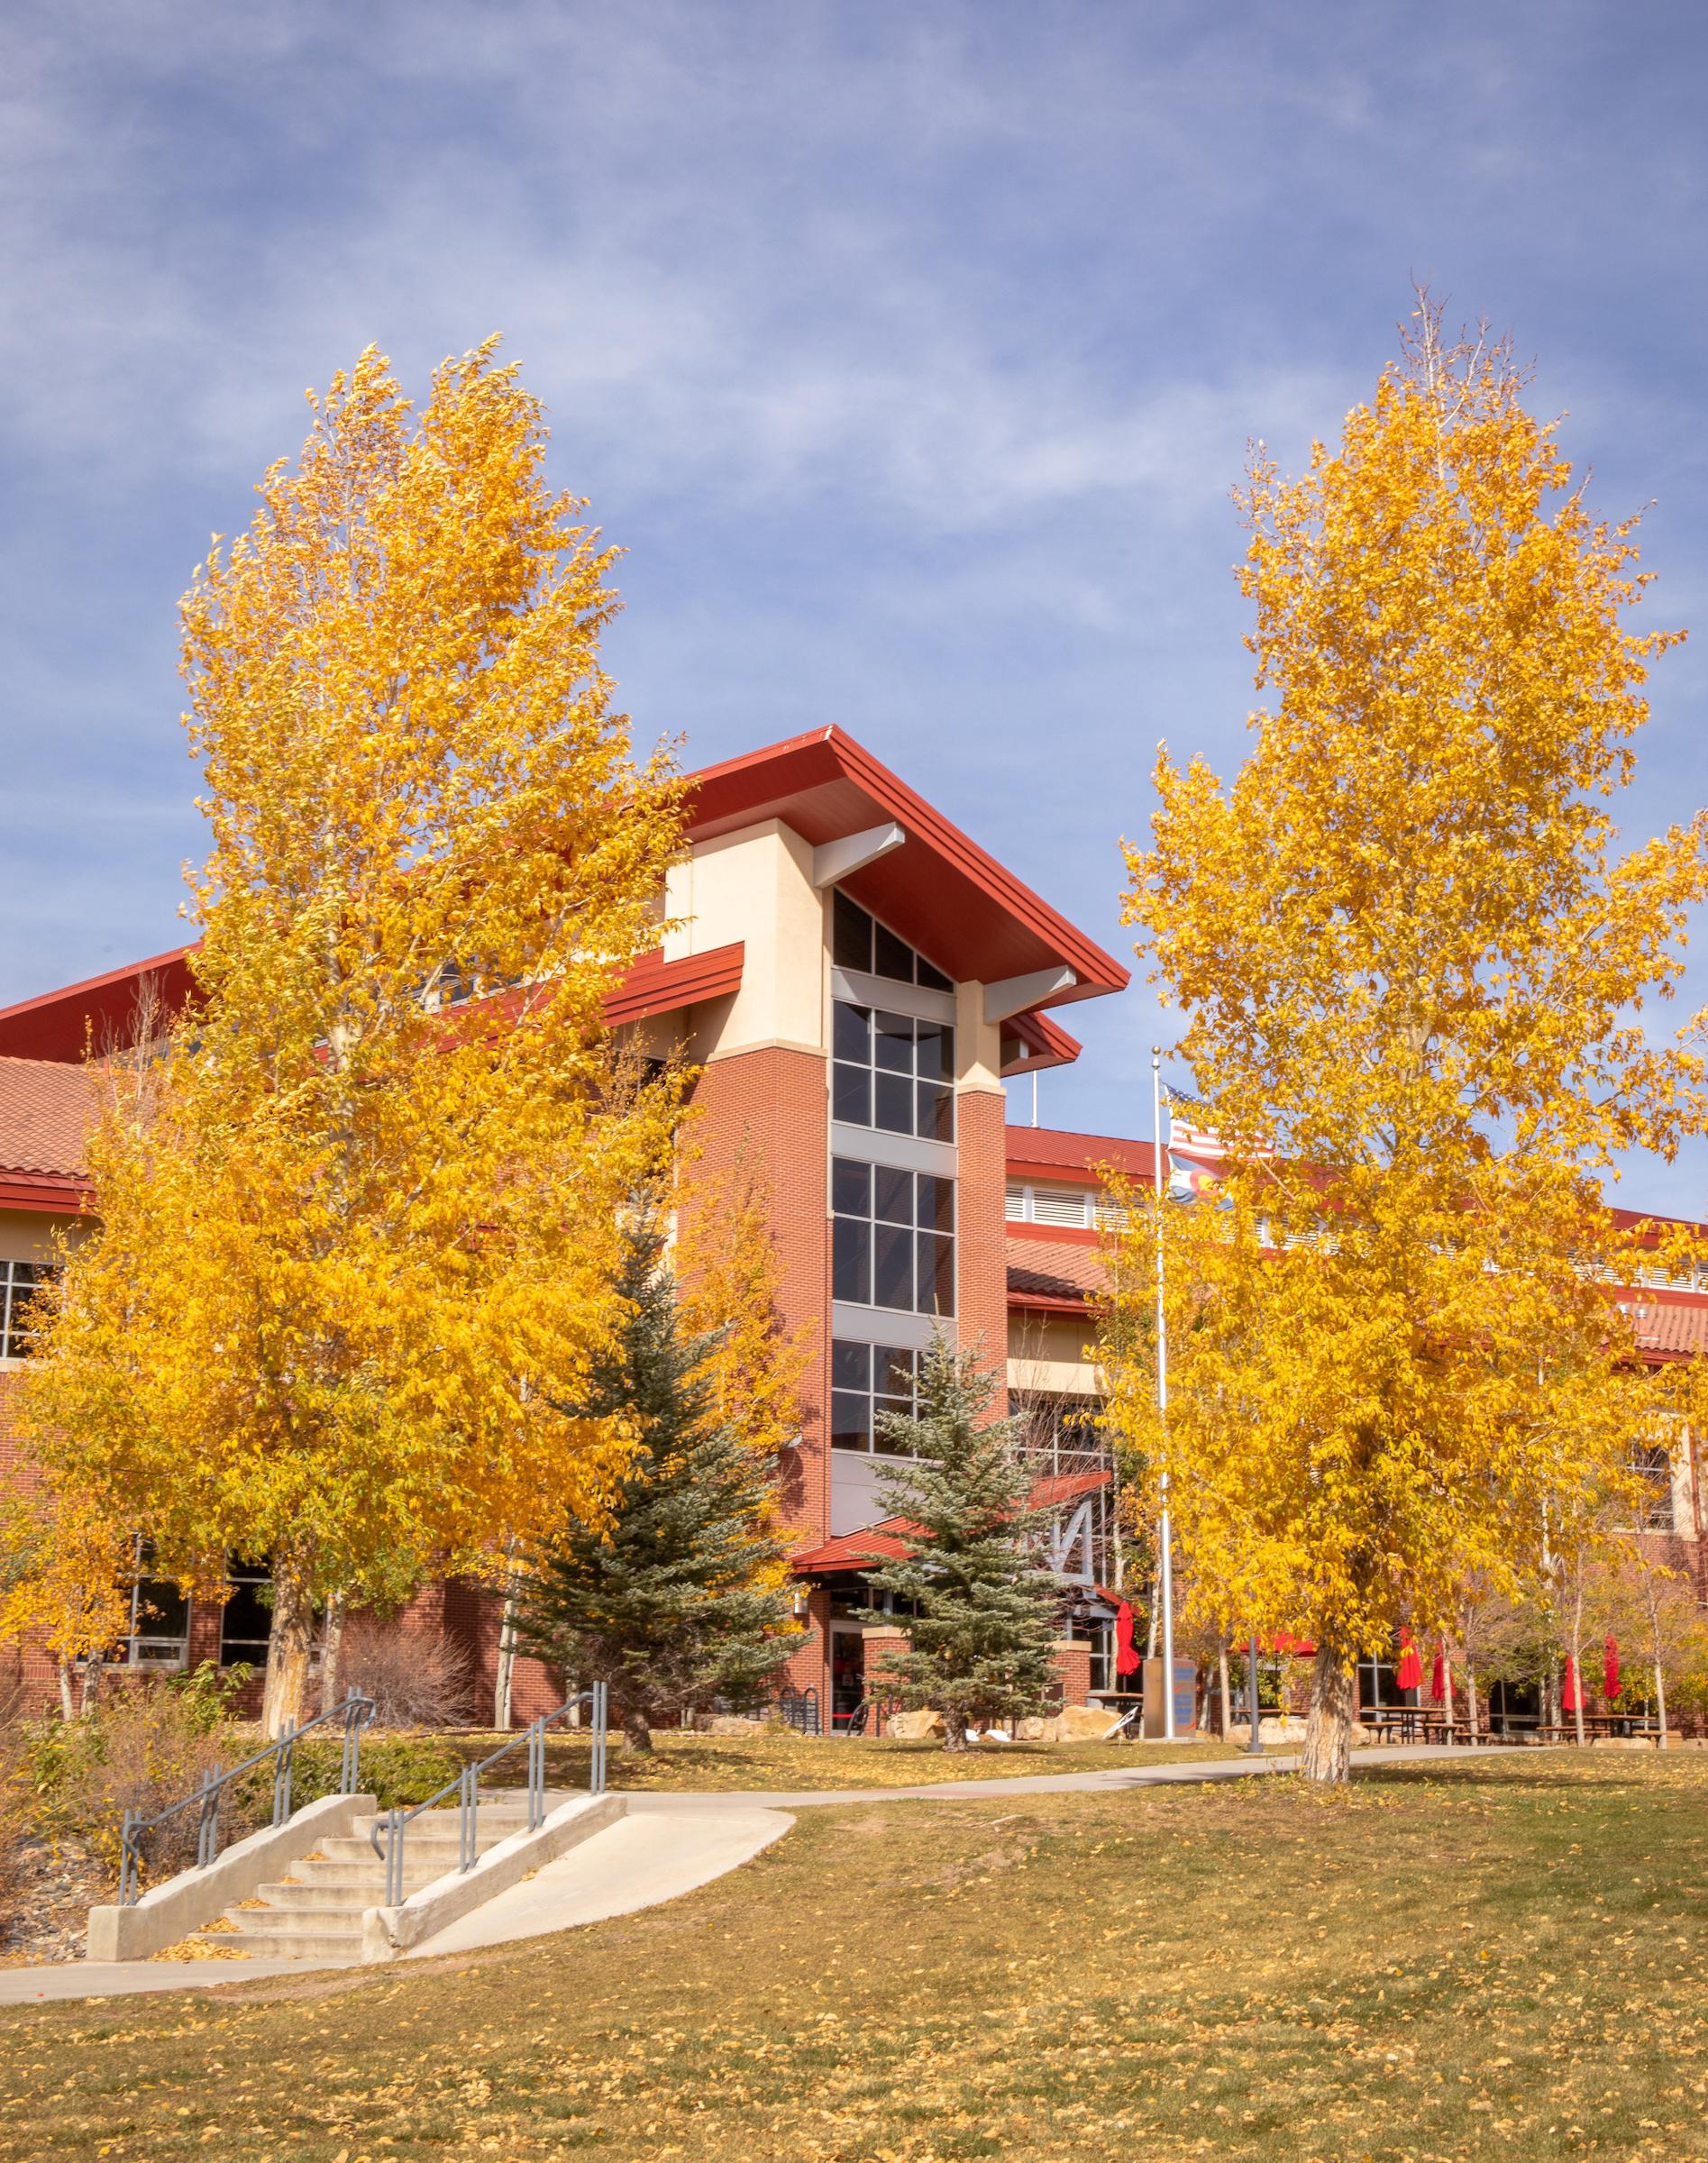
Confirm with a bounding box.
[0,1743,1500,2005]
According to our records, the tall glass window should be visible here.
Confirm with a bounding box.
[830,1341,920,1456]
[833,891,954,990]
[831,1157,954,1317]
[832,1001,954,1142]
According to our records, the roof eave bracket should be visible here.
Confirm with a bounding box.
[811,821,907,890]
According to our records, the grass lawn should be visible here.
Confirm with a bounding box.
[444,1726,1259,1790]
[3,1754,1703,2161]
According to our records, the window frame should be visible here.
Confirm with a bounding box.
[832,999,955,1144]
[831,1157,955,1319]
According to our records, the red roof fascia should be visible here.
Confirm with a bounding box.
[1027,1467,1110,1510]
[603,942,744,1026]
[1002,1008,1083,1076]
[1008,1288,1094,1315]
[687,727,1128,1008]
[790,1517,922,1575]
[0,1173,88,1215]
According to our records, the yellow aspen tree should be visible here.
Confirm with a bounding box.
[21,342,683,1733]
[0,1480,135,1720]
[1104,301,1708,1782]
[676,1147,812,1464]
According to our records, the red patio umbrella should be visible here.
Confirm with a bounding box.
[1395,1629,1423,1692]
[1429,1646,1447,1702]
[1562,1654,1580,1714]
[1603,1634,1621,1702]
[1114,1600,1141,1678]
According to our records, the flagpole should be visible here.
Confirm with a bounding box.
[1152,1047,1176,1742]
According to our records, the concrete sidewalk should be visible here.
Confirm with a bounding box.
[406,1802,791,1958]
[0,1742,1505,2003]
[620,1739,1500,1811]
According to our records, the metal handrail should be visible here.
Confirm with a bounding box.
[369,1682,607,1908]
[118,1686,377,1906]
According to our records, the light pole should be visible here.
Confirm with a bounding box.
[1151,1048,1176,1741]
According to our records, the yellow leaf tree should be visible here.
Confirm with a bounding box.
[677,1146,812,1466]
[0,1478,135,1721]
[1103,301,1707,1782]
[20,342,683,1734]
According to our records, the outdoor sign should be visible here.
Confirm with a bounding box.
[1139,1656,1199,1739]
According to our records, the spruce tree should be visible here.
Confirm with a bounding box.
[865,1345,1064,1751]
[513,1214,798,1748]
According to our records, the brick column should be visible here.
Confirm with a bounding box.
[954,1088,1009,1412]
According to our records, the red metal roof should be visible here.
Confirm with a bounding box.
[0,728,1123,1064]
[0,936,742,1065]
[687,727,1128,1009]
[1001,1008,1083,1077]
[602,942,744,1027]
[1007,1234,1109,1312]
[1026,1466,1110,1510]
[790,1518,920,1574]
[1006,1124,1158,1186]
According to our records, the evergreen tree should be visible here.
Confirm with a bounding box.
[866,1346,1064,1752]
[512,1213,798,1749]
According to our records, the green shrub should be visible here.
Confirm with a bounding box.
[24,1684,246,1882]
[287,1729,462,1812]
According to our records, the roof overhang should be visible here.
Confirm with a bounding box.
[0,725,1126,1064]
[689,727,1128,1021]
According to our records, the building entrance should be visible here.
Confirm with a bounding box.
[830,1626,866,1731]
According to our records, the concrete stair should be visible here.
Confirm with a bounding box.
[195,1790,572,1963]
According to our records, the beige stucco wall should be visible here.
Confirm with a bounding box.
[1008,1309,1101,1398]
[664,821,827,1061]
[0,1209,81,1264]
[954,981,1008,1101]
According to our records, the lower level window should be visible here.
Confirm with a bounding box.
[127,1542,190,1668]
[1356,1656,1414,1711]
[221,1556,272,1667]
[0,1260,54,1359]
[831,1340,920,1455]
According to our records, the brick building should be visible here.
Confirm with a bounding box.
[1,724,1703,1729]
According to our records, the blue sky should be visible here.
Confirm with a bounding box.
[3,2,1704,1207]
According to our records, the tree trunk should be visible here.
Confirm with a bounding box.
[622,1706,653,1753]
[78,1651,105,1716]
[1218,1639,1232,1739]
[1570,1584,1585,1748]
[57,1659,76,1723]
[1302,1647,1355,1784]
[1466,1664,1480,1741]
[493,1573,519,1731]
[260,1559,317,1739]
[318,1594,347,1716]
[1654,1660,1668,1750]
[942,1710,970,1753]
[1442,1652,1455,1746]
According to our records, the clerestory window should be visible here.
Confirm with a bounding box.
[833,892,953,990]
